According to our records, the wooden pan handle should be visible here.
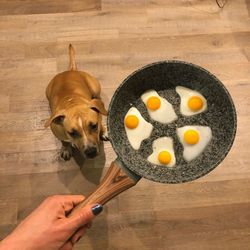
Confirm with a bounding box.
[68,160,138,217]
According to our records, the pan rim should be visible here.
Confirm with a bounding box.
[107,60,237,183]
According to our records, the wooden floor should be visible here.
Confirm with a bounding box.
[0,0,250,249]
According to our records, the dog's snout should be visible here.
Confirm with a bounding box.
[84,147,97,158]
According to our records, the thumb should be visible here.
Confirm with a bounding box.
[66,204,103,231]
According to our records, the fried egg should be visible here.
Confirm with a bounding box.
[176,86,207,116]
[147,137,176,167]
[177,126,212,162]
[141,90,177,123]
[124,107,153,150]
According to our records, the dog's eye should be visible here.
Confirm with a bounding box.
[68,129,80,138]
[89,123,98,131]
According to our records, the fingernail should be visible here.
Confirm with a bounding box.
[92,204,103,215]
[76,236,81,243]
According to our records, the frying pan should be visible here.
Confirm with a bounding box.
[69,61,237,215]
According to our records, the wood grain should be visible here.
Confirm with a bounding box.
[69,161,138,217]
[0,0,250,249]
[0,0,101,15]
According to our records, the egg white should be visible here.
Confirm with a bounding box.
[147,137,176,167]
[124,107,153,150]
[141,90,177,123]
[176,86,207,116]
[177,126,212,162]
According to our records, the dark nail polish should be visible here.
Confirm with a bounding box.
[92,204,103,215]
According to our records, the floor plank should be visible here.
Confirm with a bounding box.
[0,0,101,15]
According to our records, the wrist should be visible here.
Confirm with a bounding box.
[0,236,17,250]
[0,233,31,250]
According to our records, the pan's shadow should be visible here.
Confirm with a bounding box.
[71,143,105,185]
[57,142,109,250]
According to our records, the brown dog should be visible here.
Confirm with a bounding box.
[45,44,108,160]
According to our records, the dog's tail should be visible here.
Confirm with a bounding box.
[69,44,77,71]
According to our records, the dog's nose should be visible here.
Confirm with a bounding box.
[84,147,97,158]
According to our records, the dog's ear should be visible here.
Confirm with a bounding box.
[90,99,108,116]
[44,112,66,128]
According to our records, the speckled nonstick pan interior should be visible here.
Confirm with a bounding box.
[108,60,237,183]
[69,61,237,216]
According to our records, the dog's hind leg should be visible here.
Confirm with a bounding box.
[79,71,101,99]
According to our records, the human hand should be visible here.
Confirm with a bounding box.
[0,195,103,250]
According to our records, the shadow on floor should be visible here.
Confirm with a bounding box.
[72,142,106,186]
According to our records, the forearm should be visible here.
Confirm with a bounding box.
[0,233,32,250]
[0,236,18,250]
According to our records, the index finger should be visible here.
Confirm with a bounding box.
[60,195,85,214]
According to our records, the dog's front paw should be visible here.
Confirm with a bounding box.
[60,146,73,161]
[100,132,109,141]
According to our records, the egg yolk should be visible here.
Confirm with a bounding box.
[188,96,203,111]
[125,115,139,129]
[158,151,172,165]
[147,96,161,111]
[184,129,199,145]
